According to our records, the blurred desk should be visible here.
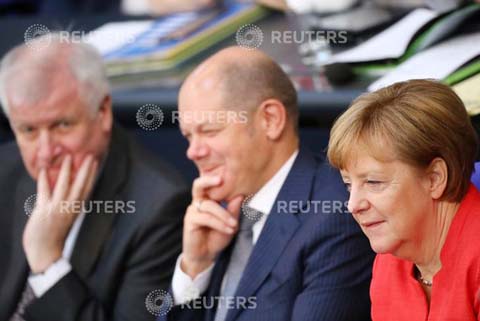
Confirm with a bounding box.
[0,12,366,127]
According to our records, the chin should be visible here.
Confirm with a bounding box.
[205,185,228,202]
[369,239,396,255]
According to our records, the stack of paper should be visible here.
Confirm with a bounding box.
[368,32,480,91]
[328,8,438,63]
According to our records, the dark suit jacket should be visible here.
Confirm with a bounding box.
[159,147,374,321]
[0,124,190,321]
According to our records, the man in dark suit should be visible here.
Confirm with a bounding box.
[158,46,374,321]
[0,33,189,320]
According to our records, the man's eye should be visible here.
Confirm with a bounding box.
[344,182,352,192]
[58,121,71,128]
[19,126,35,134]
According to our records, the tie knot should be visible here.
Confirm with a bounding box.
[240,206,263,231]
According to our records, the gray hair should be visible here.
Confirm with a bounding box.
[0,32,110,116]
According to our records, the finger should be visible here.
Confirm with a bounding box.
[79,159,98,201]
[198,200,238,228]
[68,155,94,201]
[227,195,244,219]
[189,210,236,235]
[51,155,72,203]
[192,175,221,200]
[36,168,51,205]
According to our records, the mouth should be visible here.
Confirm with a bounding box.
[361,220,386,229]
[200,165,222,176]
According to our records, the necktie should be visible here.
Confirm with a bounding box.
[10,282,35,321]
[214,207,263,321]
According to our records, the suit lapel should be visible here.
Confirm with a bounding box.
[70,125,129,279]
[227,148,317,321]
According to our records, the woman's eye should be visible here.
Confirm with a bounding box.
[366,180,386,191]
[203,129,219,136]
[344,182,352,192]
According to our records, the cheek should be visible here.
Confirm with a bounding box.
[66,126,105,157]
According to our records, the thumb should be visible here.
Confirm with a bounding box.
[227,195,244,219]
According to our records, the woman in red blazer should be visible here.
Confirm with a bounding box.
[327,79,480,321]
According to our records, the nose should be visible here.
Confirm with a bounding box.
[186,136,209,161]
[347,185,369,215]
[37,131,62,167]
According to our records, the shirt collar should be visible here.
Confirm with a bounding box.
[247,150,299,217]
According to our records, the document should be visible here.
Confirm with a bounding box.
[328,8,438,63]
[368,32,480,91]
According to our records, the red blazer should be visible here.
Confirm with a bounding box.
[371,184,480,321]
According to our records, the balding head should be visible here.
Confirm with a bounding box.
[178,47,300,201]
[180,46,298,131]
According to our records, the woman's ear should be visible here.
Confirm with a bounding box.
[427,157,448,200]
[258,98,287,140]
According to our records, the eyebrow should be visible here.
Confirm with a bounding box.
[341,171,386,179]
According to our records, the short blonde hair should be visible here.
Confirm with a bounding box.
[327,79,478,202]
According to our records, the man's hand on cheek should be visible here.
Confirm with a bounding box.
[23,154,98,274]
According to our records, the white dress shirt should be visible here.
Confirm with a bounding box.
[171,150,299,305]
